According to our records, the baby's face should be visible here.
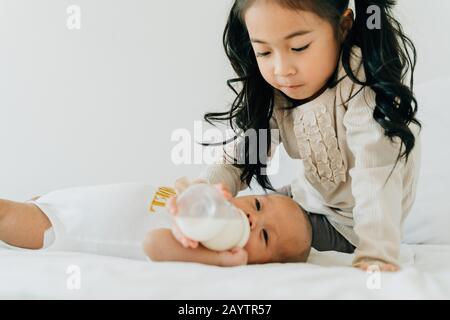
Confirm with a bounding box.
[230,193,311,264]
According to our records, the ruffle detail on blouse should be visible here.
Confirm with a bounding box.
[293,104,347,189]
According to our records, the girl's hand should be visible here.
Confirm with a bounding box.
[213,183,233,201]
[166,182,233,215]
[218,247,248,267]
[354,261,400,272]
[166,181,233,248]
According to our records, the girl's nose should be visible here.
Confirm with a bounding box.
[274,57,296,78]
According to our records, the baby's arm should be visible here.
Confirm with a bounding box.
[143,228,248,267]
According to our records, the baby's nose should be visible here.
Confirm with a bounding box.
[245,212,256,230]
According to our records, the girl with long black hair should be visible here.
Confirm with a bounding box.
[174,0,421,272]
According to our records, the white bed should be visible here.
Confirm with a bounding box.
[1,244,449,299]
[1,77,449,300]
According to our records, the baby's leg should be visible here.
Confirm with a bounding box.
[0,199,52,249]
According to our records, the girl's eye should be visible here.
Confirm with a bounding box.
[256,44,310,57]
[263,229,269,245]
[255,198,261,211]
[292,44,310,52]
[256,52,270,57]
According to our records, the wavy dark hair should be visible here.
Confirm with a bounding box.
[203,0,421,192]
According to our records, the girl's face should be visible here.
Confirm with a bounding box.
[244,1,351,100]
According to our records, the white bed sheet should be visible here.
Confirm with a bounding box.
[1,244,449,299]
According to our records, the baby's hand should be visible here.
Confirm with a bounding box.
[218,247,248,267]
[166,182,233,249]
[170,221,199,248]
[354,261,400,272]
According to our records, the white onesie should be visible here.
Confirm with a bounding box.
[1,182,175,260]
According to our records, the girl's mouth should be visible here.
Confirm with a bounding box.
[282,84,303,90]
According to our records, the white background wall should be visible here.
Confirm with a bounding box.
[0,0,449,200]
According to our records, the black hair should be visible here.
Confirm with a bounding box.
[203,0,421,192]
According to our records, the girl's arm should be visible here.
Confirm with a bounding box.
[342,75,415,271]
[142,228,248,267]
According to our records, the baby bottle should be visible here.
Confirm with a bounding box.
[174,184,250,251]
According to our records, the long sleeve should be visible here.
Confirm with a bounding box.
[199,115,281,196]
[343,85,405,267]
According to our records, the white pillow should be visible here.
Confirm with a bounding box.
[402,76,450,244]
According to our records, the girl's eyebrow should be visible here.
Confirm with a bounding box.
[250,29,313,44]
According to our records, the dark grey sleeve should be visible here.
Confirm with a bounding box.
[306,212,356,254]
[275,184,355,254]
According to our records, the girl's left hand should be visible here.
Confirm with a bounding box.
[354,261,400,272]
